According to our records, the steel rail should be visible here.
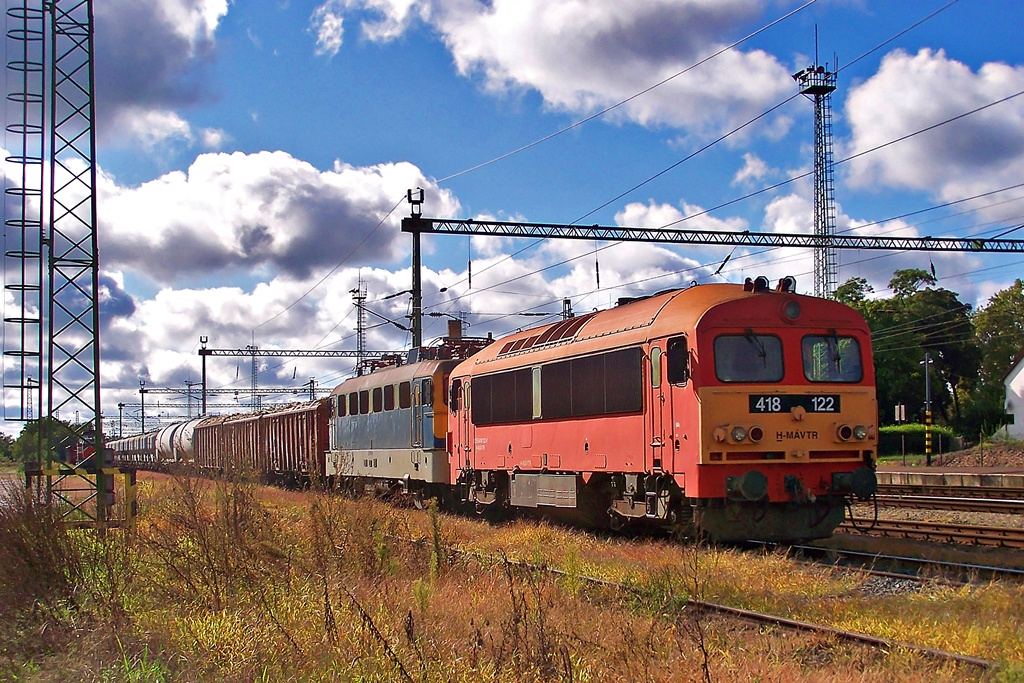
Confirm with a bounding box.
[398,537,994,671]
[785,543,1024,583]
[877,483,1024,501]
[843,518,1024,548]
[874,495,1024,514]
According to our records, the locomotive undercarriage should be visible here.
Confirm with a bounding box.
[460,469,693,532]
[458,467,856,542]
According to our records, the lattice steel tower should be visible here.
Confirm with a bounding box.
[351,277,367,375]
[4,0,105,520]
[793,61,838,298]
[4,2,45,421]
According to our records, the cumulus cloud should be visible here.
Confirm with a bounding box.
[98,150,460,284]
[311,0,796,138]
[733,152,770,185]
[843,48,1024,209]
[94,0,229,150]
[756,192,982,298]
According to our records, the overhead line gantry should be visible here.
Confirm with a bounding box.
[401,198,1024,348]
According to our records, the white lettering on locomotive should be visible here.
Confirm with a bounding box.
[775,430,819,441]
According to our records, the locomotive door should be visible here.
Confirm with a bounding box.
[412,381,423,448]
[459,380,473,470]
[648,346,668,471]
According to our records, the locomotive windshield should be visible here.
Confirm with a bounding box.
[802,334,863,383]
[713,332,783,383]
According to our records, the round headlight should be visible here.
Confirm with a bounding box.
[783,300,801,321]
[853,425,868,440]
[837,424,853,441]
[731,425,748,442]
[748,426,764,443]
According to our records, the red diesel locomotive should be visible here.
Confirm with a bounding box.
[447,276,877,542]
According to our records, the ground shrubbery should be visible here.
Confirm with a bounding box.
[1,474,1021,681]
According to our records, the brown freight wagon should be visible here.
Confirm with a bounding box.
[192,399,330,484]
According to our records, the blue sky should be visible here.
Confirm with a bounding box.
[4,0,1024,434]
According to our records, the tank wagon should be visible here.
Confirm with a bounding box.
[107,277,877,543]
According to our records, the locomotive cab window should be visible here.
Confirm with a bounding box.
[666,336,689,384]
[802,334,863,383]
[421,378,433,408]
[714,332,783,383]
[449,378,462,411]
[337,395,346,418]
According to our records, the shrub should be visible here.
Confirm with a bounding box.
[878,423,957,456]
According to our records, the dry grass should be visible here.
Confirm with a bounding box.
[1,473,1021,681]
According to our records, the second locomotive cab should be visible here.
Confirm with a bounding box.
[447,276,877,542]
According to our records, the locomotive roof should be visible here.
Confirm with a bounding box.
[457,282,867,374]
[329,358,455,397]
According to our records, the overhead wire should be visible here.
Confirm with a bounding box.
[426,1,990,313]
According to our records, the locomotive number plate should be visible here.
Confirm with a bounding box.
[749,394,841,413]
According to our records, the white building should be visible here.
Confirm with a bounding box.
[1005,350,1024,440]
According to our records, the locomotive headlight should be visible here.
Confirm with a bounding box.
[748,426,764,443]
[836,424,853,441]
[782,300,801,321]
[730,425,748,442]
[853,425,868,440]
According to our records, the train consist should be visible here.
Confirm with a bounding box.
[109,276,878,542]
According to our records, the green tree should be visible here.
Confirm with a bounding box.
[974,279,1024,386]
[10,418,80,468]
[0,434,14,462]
[839,269,979,430]
[965,279,1024,436]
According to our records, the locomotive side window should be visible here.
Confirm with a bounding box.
[348,392,358,415]
[802,334,863,383]
[399,382,411,409]
[337,395,346,418]
[666,336,689,384]
[372,387,383,412]
[384,384,395,411]
[359,390,370,414]
[604,347,644,414]
[449,378,462,411]
[422,379,434,408]
[650,347,662,388]
[714,333,783,383]
[538,347,643,420]
[473,368,532,425]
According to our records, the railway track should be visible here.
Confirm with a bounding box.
[877,482,1024,501]
[421,539,995,671]
[874,494,1024,514]
[842,518,1024,549]
[786,544,1024,584]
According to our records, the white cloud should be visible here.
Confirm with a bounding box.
[844,48,1024,210]
[733,152,769,185]
[311,5,345,56]
[99,150,461,285]
[95,0,230,150]
[311,0,796,138]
